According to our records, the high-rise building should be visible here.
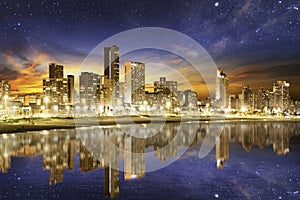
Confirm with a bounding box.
[0,80,10,99]
[43,63,73,108]
[124,62,145,105]
[183,90,198,110]
[215,67,229,109]
[49,63,63,79]
[43,78,69,106]
[104,45,120,103]
[255,88,270,111]
[239,85,253,111]
[273,80,290,111]
[154,77,178,96]
[67,75,74,105]
[153,77,178,108]
[79,72,100,106]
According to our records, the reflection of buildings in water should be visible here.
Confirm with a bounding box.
[0,154,10,173]
[124,135,145,180]
[0,122,299,197]
[68,141,75,170]
[216,130,229,169]
[80,141,101,172]
[104,133,120,198]
[272,123,290,155]
[42,131,76,185]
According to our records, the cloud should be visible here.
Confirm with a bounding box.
[0,51,52,93]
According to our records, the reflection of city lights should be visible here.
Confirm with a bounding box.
[130,174,138,179]
[44,145,49,152]
[41,130,49,135]
[2,134,8,139]
[4,152,8,158]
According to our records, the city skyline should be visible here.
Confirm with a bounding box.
[0,1,299,98]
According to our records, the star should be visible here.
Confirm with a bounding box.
[215,2,219,7]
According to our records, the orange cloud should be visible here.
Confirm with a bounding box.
[5,52,51,94]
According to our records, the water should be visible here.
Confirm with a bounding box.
[0,121,300,199]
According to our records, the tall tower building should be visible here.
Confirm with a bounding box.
[273,80,290,111]
[0,80,11,99]
[239,85,253,111]
[215,67,229,109]
[183,90,198,110]
[104,45,120,102]
[124,62,145,105]
[49,63,63,79]
[67,75,75,105]
[79,72,100,106]
[43,63,72,107]
[153,77,178,108]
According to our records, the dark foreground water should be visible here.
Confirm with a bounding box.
[0,121,300,200]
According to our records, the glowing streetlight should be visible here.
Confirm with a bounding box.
[241,107,248,113]
[53,105,59,112]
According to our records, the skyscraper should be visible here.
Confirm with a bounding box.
[104,45,120,102]
[43,63,72,107]
[43,78,69,106]
[124,62,145,105]
[239,85,253,111]
[183,90,198,110]
[255,87,270,111]
[49,63,63,79]
[67,75,74,105]
[215,67,229,109]
[0,80,10,99]
[273,80,290,111]
[79,72,100,106]
[153,77,178,108]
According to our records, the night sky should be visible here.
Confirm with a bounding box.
[0,0,299,98]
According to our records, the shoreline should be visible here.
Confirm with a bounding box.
[1,116,300,134]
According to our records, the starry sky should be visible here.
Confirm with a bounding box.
[0,0,299,98]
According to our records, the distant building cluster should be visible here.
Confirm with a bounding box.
[213,68,296,115]
[76,45,199,115]
[0,45,300,117]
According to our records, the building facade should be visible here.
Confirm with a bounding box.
[43,63,75,108]
[124,62,145,105]
[0,80,10,99]
[79,72,100,107]
[215,68,229,109]
[272,80,290,111]
[104,45,120,104]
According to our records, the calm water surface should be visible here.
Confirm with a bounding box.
[0,121,300,200]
